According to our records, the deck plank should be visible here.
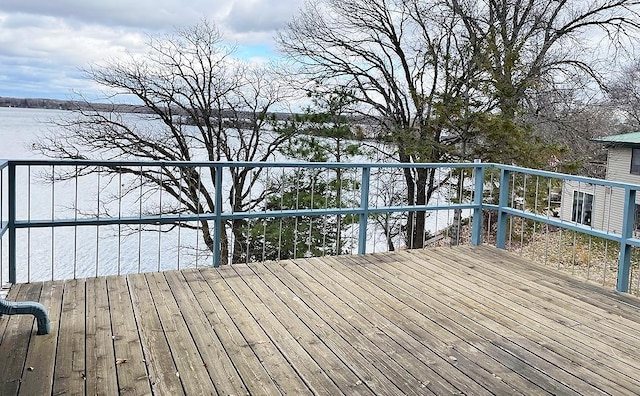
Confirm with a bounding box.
[397,248,640,395]
[460,245,640,334]
[0,283,40,394]
[86,276,119,395]
[247,263,378,395]
[351,252,591,395]
[0,284,21,345]
[18,281,63,396]
[106,275,152,395]
[182,269,280,395]
[264,260,434,395]
[323,256,541,394]
[52,279,86,395]
[128,273,184,395]
[204,266,311,395]
[145,271,217,395]
[344,252,575,395]
[451,247,640,352]
[224,264,345,395]
[234,263,375,395]
[298,256,496,396]
[1,246,640,395]
[421,247,640,391]
[251,262,406,395]
[164,269,248,396]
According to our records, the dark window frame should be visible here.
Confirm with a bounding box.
[631,148,640,175]
[571,191,593,226]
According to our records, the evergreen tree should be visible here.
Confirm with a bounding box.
[237,90,363,261]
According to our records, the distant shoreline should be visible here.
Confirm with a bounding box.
[0,96,150,114]
[0,96,375,127]
[0,96,299,121]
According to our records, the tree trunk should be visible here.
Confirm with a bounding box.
[200,219,228,265]
[231,219,246,264]
[413,168,428,249]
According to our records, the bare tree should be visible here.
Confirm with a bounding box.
[608,59,640,129]
[278,0,483,248]
[35,21,293,264]
[279,0,640,247]
[431,0,640,172]
[450,0,640,118]
[524,83,616,178]
[449,0,640,177]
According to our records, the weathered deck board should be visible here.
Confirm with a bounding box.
[86,276,119,395]
[164,270,247,395]
[53,279,86,395]
[396,248,637,394]
[206,265,310,395]
[220,264,342,395]
[451,247,640,355]
[231,264,373,395]
[262,259,420,395]
[1,246,640,395]
[145,271,216,395]
[425,247,640,392]
[294,256,492,395]
[317,255,556,395]
[18,281,62,396]
[354,256,572,395]
[128,273,183,395]
[0,284,38,394]
[106,275,151,395]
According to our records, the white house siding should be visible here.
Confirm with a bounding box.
[560,146,640,234]
[604,147,640,184]
[560,181,612,231]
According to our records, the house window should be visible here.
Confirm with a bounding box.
[631,148,640,175]
[572,191,593,226]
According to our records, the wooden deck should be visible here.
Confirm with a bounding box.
[1,245,640,395]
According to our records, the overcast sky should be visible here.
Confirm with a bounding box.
[0,0,304,100]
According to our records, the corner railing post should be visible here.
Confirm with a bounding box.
[358,166,371,255]
[471,161,484,246]
[213,164,223,268]
[496,168,510,249]
[8,162,16,284]
[617,187,635,292]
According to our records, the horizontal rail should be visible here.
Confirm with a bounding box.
[3,159,637,189]
[12,203,479,229]
[498,164,640,190]
[2,159,487,169]
[491,205,631,245]
[2,159,640,293]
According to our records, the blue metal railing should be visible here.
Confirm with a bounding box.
[1,159,639,293]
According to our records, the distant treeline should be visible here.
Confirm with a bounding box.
[0,96,303,122]
[0,97,377,129]
[0,96,151,113]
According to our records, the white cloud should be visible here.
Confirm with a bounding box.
[0,0,304,99]
[225,0,302,33]
[0,0,216,30]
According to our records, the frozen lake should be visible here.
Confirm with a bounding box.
[1,107,471,282]
[0,107,62,159]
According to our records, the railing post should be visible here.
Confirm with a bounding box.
[471,161,484,246]
[213,164,223,268]
[358,166,371,255]
[8,162,16,284]
[617,187,635,292]
[496,168,510,249]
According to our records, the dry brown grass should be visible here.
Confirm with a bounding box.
[428,220,640,295]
